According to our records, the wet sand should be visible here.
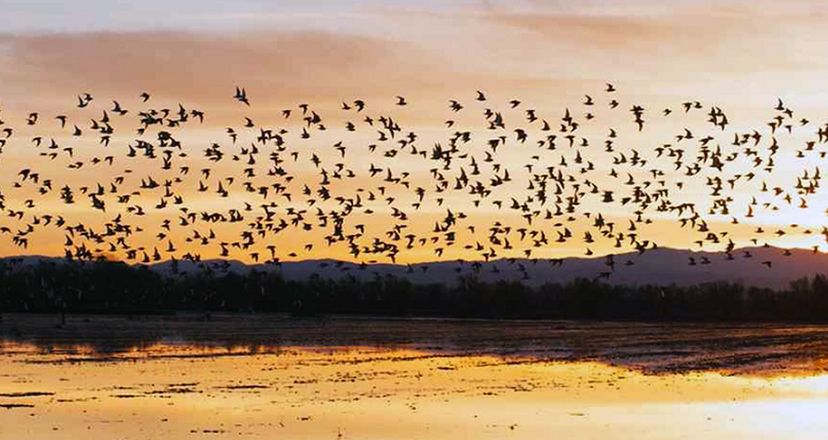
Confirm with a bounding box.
[2,314,828,439]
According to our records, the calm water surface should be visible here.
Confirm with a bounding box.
[2,314,828,439]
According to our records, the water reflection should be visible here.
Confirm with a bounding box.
[1,341,828,439]
[4,313,828,374]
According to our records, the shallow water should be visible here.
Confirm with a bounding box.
[2,314,828,439]
[5,313,828,374]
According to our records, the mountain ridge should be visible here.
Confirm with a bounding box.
[2,246,826,289]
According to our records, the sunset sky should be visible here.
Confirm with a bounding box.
[0,0,826,263]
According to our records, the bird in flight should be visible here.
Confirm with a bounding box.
[0,83,821,284]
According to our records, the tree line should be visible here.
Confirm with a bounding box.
[2,259,828,322]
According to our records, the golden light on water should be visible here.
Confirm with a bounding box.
[1,342,828,440]
[3,2,828,439]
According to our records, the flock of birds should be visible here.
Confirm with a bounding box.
[0,83,825,279]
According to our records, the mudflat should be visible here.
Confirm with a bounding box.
[1,314,828,439]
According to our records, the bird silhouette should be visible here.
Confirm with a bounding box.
[0,83,820,285]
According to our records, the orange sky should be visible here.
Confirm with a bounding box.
[0,0,826,264]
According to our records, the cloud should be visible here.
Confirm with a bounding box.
[0,30,458,109]
[482,8,799,77]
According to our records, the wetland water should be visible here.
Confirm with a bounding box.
[2,314,828,439]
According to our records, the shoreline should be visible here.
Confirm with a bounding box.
[3,313,828,376]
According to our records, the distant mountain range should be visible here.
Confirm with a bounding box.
[4,246,827,289]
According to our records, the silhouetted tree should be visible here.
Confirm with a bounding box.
[2,260,828,322]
